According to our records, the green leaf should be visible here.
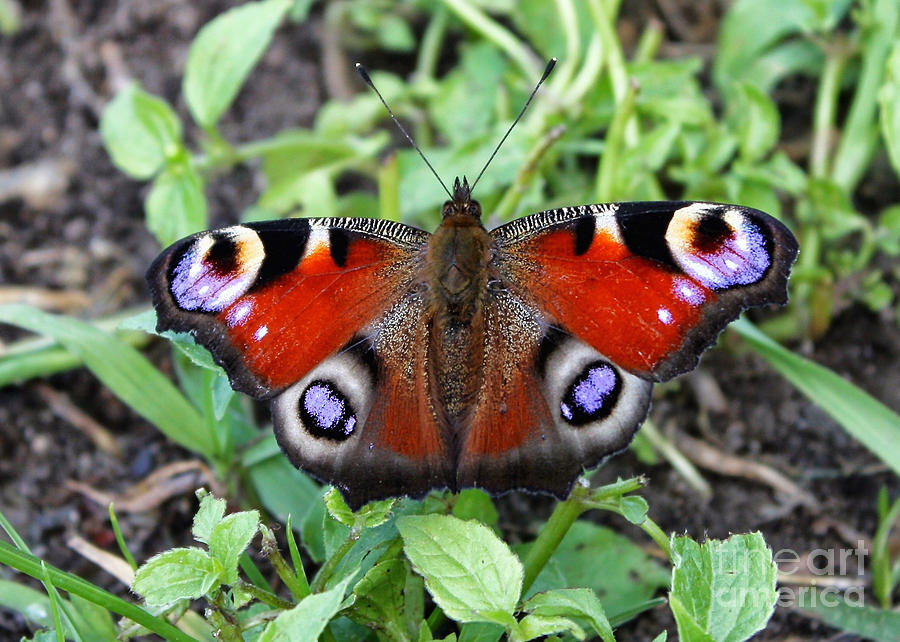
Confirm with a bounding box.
[879,42,900,179]
[732,318,900,478]
[324,487,395,529]
[132,548,223,607]
[192,492,226,544]
[183,0,291,128]
[397,514,523,626]
[243,439,321,529]
[520,521,669,622]
[429,43,506,145]
[714,0,847,93]
[0,580,53,627]
[145,161,207,247]
[258,575,353,641]
[516,613,584,640]
[731,82,780,163]
[669,532,777,642]
[347,558,408,635]
[522,588,614,642]
[0,305,212,454]
[208,510,260,586]
[100,83,183,179]
[452,489,499,530]
[67,594,118,640]
[795,592,900,639]
[619,495,649,525]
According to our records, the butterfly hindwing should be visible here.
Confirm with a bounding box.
[147,217,428,398]
[491,201,798,381]
[272,292,453,509]
[457,291,652,498]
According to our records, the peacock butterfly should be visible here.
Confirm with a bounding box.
[147,61,798,509]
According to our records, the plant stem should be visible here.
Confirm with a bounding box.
[521,486,589,593]
[810,43,847,179]
[415,5,448,82]
[595,78,637,201]
[441,0,540,79]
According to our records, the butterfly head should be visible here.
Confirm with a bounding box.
[442,176,482,221]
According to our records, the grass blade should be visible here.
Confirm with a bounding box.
[732,318,900,476]
[0,304,212,454]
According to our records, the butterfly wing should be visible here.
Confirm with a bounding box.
[271,292,453,509]
[490,201,798,381]
[147,217,428,398]
[456,201,797,496]
[456,289,652,498]
[148,217,451,509]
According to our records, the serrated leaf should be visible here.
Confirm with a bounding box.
[192,493,226,544]
[184,0,291,127]
[523,588,614,642]
[0,305,212,454]
[397,514,522,626]
[258,575,353,641]
[132,548,222,607]
[209,511,260,586]
[100,83,183,179]
[145,161,207,247]
[669,532,777,641]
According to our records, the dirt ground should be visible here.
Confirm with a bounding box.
[1,1,899,640]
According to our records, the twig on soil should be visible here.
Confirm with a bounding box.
[641,419,713,499]
[66,460,223,512]
[66,532,135,586]
[0,158,75,209]
[0,286,91,313]
[34,382,122,456]
[674,432,820,510]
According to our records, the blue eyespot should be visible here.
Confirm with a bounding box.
[300,380,356,440]
[560,361,621,426]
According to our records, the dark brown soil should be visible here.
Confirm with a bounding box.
[1,2,899,640]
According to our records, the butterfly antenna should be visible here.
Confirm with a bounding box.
[470,58,557,193]
[356,63,453,200]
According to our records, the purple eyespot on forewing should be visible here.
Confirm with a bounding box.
[560,362,621,426]
[680,220,770,289]
[170,237,255,313]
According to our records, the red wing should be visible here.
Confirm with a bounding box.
[491,201,798,381]
[147,218,428,398]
